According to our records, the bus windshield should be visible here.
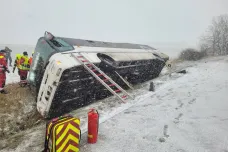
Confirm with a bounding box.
[49,38,74,52]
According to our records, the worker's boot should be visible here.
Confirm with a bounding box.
[0,89,8,94]
[19,80,27,87]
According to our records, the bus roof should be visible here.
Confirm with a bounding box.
[59,37,156,50]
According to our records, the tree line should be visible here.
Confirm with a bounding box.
[200,14,228,56]
[179,14,228,61]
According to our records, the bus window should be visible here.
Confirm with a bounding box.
[28,38,56,91]
[49,38,74,52]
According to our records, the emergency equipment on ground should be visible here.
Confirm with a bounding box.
[88,109,99,144]
[43,114,81,152]
[149,82,155,91]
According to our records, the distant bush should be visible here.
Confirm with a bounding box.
[179,48,205,61]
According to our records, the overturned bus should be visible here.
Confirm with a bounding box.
[28,32,169,118]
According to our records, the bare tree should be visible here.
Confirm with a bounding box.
[200,14,228,55]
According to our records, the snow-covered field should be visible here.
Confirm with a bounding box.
[0,55,228,152]
[79,56,228,152]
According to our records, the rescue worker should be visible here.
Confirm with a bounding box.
[19,51,30,84]
[13,54,22,75]
[0,50,10,94]
[29,51,34,66]
[4,47,12,66]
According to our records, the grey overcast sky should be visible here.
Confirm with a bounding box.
[0,0,227,45]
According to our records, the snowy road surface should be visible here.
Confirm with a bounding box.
[79,56,228,152]
[0,56,228,152]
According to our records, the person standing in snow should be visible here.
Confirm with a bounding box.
[29,51,34,66]
[18,51,30,84]
[4,47,12,66]
[0,50,10,94]
[13,54,22,75]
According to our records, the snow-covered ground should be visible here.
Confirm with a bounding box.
[79,56,228,152]
[1,55,228,152]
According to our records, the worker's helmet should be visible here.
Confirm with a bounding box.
[5,47,9,51]
[0,50,6,53]
[23,51,28,56]
[0,50,6,57]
